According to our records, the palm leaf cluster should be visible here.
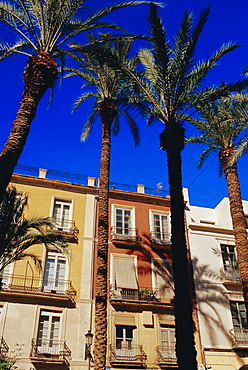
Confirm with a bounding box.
[65,33,140,145]
[123,5,246,128]
[186,96,248,173]
[0,187,68,273]
[0,0,159,60]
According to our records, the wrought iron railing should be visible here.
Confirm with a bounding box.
[156,345,177,365]
[111,226,140,242]
[50,218,79,238]
[109,344,147,365]
[30,339,71,363]
[0,337,9,358]
[0,274,76,299]
[229,328,248,348]
[220,266,241,281]
[150,231,171,245]
[110,285,160,302]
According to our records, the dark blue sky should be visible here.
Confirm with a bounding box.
[0,0,247,207]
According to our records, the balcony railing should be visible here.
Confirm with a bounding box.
[109,344,147,366]
[229,328,248,348]
[220,266,241,282]
[156,346,177,366]
[0,274,76,300]
[111,226,140,243]
[110,285,160,302]
[0,337,9,358]
[30,339,71,364]
[50,218,79,240]
[150,231,171,246]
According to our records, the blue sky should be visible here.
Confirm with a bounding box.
[0,0,248,208]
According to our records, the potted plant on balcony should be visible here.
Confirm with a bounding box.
[139,288,158,301]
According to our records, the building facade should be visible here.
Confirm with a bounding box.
[0,169,97,370]
[185,189,248,370]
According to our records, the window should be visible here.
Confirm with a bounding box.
[111,254,138,299]
[115,325,136,358]
[112,206,135,239]
[230,301,247,332]
[43,252,67,293]
[52,198,72,232]
[160,326,176,362]
[221,244,240,280]
[150,211,170,243]
[152,258,174,300]
[37,311,61,355]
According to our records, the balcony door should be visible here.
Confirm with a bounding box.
[37,311,61,355]
[52,199,72,232]
[115,325,135,360]
[43,252,66,293]
[160,326,176,362]
[221,244,239,279]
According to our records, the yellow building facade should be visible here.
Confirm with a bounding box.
[0,170,97,370]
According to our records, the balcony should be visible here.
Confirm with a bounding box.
[111,226,141,247]
[30,339,71,366]
[0,274,76,304]
[0,337,9,358]
[220,266,241,282]
[150,232,171,249]
[109,344,147,367]
[156,346,178,367]
[230,328,248,349]
[110,285,160,302]
[50,218,79,242]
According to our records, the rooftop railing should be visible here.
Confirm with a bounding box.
[14,164,169,196]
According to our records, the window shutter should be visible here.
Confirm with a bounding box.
[113,255,138,289]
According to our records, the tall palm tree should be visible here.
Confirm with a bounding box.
[186,96,248,308]
[0,0,157,204]
[121,5,248,370]
[65,34,140,370]
[0,186,68,273]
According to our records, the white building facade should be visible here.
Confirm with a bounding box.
[185,189,248,370]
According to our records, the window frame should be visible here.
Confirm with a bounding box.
[37,310,62,354]
[50,197,74,232]
[111,204,135,236]
[43,251,68,293]
[149,210,171,243]
[230,301,247,332]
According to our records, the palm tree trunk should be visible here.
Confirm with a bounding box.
[160,124,198,370]
[0,52,57,204]
[94,100,117,370]
[223,161,248,306]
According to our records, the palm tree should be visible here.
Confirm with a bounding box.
[121,5,248,370]
[0,186,68,273]
[0,0,157,204]
[186,96,248,308]
[65,34,140,370]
